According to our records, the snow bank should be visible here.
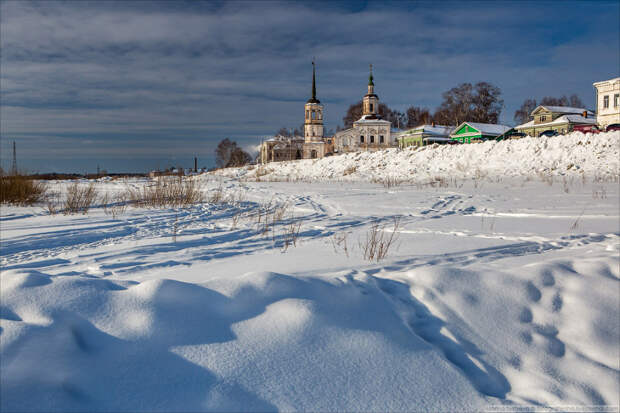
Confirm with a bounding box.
[214,131,619,182]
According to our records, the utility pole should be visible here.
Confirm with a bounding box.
[11,141,17,175]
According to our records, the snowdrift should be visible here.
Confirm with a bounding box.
[215,131,619,182]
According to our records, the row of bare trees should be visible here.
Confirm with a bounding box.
[338,82,586,130]
[513,95,584,124]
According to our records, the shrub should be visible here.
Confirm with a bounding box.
[64,181,98,214]
[0,174,47,205]
[102,192,128,218]
[359,217,401,262]
[128,176,204,208]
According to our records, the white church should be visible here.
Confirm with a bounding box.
[259,63,395,164]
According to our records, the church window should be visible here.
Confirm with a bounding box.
[360,136,365,143]
[380,135,384,143]
[312,111,316,120]
[370,136,375,143]
[604,95,609,108]
[306,110,309,119]
[370,103,374,112]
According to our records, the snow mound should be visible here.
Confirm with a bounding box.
[215,132,619,182]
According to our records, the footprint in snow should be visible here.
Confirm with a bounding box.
[525,281,542,303]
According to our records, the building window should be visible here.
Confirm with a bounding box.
[614,94,619,107]
[312,110,316,120]
[540,115,546,122]
[379,135,384,143]
[370,136,375,143]
[370,103,374,112]
[306,110,309,119]
[311,150,317,159]
[360,136,364,143]
[604,95,609,108]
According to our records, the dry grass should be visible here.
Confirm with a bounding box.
[64,182,98,214]
[0,174,47,205]
[331,232,350,258]
[359,217,401,262]
[208,181,224,203]
[102,192,128,219]
[281,216,302,252]
[343,166,357,176]
[128,176,204,208]
[592,187,607,199]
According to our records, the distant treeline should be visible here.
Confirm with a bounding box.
[22,172,147,180]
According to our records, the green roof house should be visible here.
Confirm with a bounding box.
[396,124,454,148]
[449,122,511,143]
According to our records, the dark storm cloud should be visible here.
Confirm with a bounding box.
[1,0,618,172]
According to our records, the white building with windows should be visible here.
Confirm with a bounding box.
[593,77,620,129]
[333,66,393,153]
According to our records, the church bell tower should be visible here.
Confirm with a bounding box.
[304,60,324,142]
[362,64,379,118]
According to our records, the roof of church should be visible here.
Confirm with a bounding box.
[355,115,391,124]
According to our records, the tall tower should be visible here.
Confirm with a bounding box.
[304,60,324,142]
[362,64,379,118]
[11,141,17,175]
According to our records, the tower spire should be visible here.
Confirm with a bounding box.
[368,63,374,86]
[311,59,316,101]
[306,58,320,104]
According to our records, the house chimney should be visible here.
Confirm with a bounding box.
[582,110,587,118]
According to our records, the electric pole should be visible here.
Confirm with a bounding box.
[11,141,17,175]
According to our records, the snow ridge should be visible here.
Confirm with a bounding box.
[216,131,619,182]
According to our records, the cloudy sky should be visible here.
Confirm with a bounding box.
[1,0,618,173]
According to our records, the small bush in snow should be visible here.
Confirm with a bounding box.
[359,217,401,262]
[128,176,204,208]
[102,192,128,218]
[64,181,98,214]
[0,174,47,206]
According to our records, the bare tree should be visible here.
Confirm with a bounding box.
[514,98,538,124]
[228,147,252,167]
[540,94,584,108]
[406,106,433,128]
[343,101,364,128]
[471,82,503,124]
[342,101,403,129]
[276,127,291,137]
[215,138,252,168]
[433,82,503,125]
[215,138,234,169]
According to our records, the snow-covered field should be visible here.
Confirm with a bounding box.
[1,133,619,412]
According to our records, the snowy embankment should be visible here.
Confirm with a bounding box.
[215,131,619,182]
